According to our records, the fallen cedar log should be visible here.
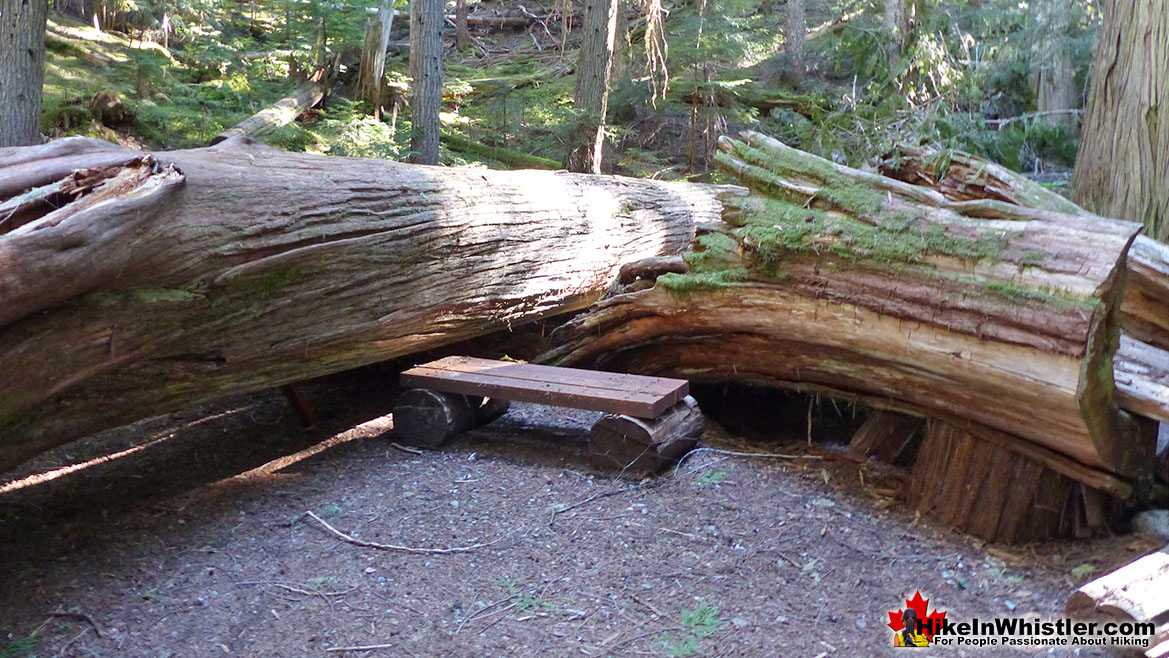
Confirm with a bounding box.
[878,147,1169,426]
[879,146,1169,354]
[209,77,325,145]
[545,131,1158,539]
[0,136,738,473]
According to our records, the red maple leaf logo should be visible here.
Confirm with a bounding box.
[888,590,947,641]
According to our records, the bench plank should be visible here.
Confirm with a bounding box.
[400,356,689,418]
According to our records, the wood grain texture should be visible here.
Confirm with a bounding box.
[401,356,689,418]
[0,136,739,472]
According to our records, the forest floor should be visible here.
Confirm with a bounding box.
[0,369,1157,657]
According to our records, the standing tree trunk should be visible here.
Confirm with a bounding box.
[784,0,805,84]
[455,0,470,51]
[883,0,909,73]
[409,0,443,164]
[1073,0,1169,241]
[1034,0,1077,127]
[0,0,48,147]
[0,136,737,473]
[357,0,396,118]
[565,0,619,173]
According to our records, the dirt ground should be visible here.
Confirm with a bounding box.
[0,369,1159,658]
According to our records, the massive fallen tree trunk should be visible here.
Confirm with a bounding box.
[0,136,738,473]
[547,132,1155,487]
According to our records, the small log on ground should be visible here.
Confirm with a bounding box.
[908,421,1128,542]
[1067,544,1169,657]
[0,137,738,473]
[391,390,511,448]
[588,396,703,474]
[210,78,325,145]
[849,410,924,466]
[393,389,476,448]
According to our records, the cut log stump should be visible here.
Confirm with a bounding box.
[393,389,476,449]
[392,390,512,449]
[589,396,704,474]
[1067,544,1169,657]
[849,410,924,466]
[908,421,1128,543]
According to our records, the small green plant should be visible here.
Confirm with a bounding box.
[655,603,724,656]
[695,469,727,486]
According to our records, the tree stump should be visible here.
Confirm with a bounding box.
[588,395,704,474]
[907,421,1129,543]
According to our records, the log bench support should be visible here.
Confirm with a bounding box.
[393,356,704,473]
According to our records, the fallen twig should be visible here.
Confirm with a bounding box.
[48,610,101,638]
[301,511,503,554]
[673,447,822,475]
[326,643,398,652]
[454,593,521,634]
[389,442,423,455]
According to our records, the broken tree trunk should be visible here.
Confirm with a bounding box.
[356,1,395,118]
[880,146,1169,354]
[549,131,1149,479]
[879,147,1169,424]
[0,136,738,473]
[210,77,325,145]
[546,131,1159,539]
[849,410,923,466]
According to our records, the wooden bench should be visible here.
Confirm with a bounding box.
[394,356,703,473]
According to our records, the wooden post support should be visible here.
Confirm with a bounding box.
[588,396,704,474]
[393,389,476,449]
[849,409,924,466]
[908,421,1127,543]
[280,383,320,428]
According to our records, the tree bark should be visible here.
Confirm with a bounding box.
[883,0,909,72]
[0,136,737,473]
[357,1,396,117]
[454,0,470,51]
[210,78,325,144]
[547,131,1151,483]
[878,145,1169,420]
[1073,0,1169,241]
[0,0,49,147]
[409,0,444,164]
[565,0,619,173]
[784,0,805,84]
